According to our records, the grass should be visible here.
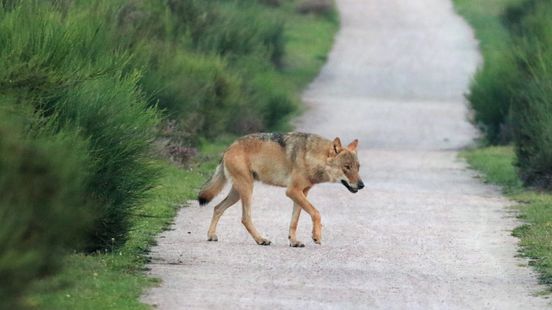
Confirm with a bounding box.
[24,3,338,309]
[462,146,552,290]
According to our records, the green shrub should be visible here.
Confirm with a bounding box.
[0,2,160,249]
[0,2,128,101]
[139,46,247,140]
[455,0,522,144]
[0,109,91,309]
[507,0,552,188]
[248,70,297,130]
[457,0,552,187]
[54,74,160,249]
[467,51,518,143]
[167,0,286,66]
[197,4,285,66]
[116,0,292,137]
[511,51,552,186]
[512,69,552,188]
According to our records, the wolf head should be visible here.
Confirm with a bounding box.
[327,137,364,193]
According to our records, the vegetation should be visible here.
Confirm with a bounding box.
[0,111,91,309]
[0,0,337,308]
[462,147,552,290]
[455,0,552,291]
[27,158,220,310]
[454,0,552,188]
[505,0,552,189]
[454,0,522,144]
[0,1,161,251]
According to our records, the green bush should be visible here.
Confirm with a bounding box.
[512,70,552,188]
[0,2,160,249]
[467,51,518,143]
[139,46,247,140]
[115,0,292,138]
[508,0,552,188]
[0,109,91,309]
[455,0,522,144]
[54,74,160,249]
[162,0,285,65]
[0,2,127,101]
[248,70,297,130]
[457,0,552,187]
[194,2,286,66]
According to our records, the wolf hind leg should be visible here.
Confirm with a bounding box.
[207,187,240,241]
[230,178,270,246]
[238,182,271,246]
[224,155,271,246]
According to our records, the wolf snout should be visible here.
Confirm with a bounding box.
[341,180,359,193]
[357,180,365,190]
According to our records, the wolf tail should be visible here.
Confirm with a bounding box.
[197,162,227,206]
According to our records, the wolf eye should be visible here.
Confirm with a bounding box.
[345,165,351,170]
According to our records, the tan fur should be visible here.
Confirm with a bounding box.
[197,163,226,205]
[198,132,364,246]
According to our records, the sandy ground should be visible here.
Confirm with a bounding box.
[142,0,549,308]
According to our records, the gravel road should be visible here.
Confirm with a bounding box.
[142,0,549,308]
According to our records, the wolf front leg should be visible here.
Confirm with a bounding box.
[289,203,304,247]
[286,187,322,245]
[288,187,311,247]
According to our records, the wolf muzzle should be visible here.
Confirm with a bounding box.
[341,180,364,193]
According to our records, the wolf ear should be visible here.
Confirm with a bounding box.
[347,139,358,152]
[332,137,342,155]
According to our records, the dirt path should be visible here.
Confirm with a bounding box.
[142,0,548,308]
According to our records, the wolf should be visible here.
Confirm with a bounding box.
[197,132,364,247]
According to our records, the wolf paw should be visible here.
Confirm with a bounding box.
[312,237,321,245]
[289,240,305,247]
[207,235,218,242]
[256,238,272,246]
